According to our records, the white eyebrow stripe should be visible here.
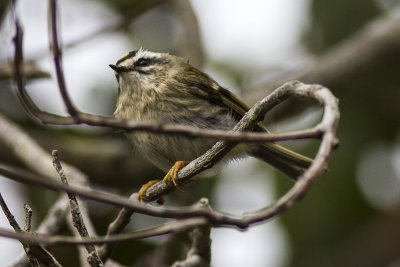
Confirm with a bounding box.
[118,49,164,68]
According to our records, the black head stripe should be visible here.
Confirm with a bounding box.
[116,50,138,65]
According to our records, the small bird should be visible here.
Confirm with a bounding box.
[109,49,312,200]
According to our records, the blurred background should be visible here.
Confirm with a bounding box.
[0,0,400,266]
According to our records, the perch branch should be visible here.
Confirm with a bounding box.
[141,81,339,201]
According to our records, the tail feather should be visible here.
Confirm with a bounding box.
[249,143,313,180]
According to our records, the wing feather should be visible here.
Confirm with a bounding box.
[174,64,266,131]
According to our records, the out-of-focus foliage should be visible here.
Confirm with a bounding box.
[99,0,165,19]
[306,0,381,53]
[278,1,400,267]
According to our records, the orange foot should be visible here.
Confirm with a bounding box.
[137,180,159,202]
[163,161,189,190]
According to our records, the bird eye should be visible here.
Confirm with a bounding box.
[136,58,150,67]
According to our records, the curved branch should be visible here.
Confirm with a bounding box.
[142,81,339,202]
[0,80,340,229]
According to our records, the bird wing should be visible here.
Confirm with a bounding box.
[174,64,313,178]
[174,64,266,131]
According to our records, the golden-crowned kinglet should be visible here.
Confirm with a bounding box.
[109,49,312,200]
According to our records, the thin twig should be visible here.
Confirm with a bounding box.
[0,217,209,246]
[0,193,62,267]
[171,199,211,267]
[0,194,38,267]
[52,150,103,267]
[98,193,136,262]
[48,0,78,117]
[0,193,22,232]
[23,204,32,232]
[9,196,69,267]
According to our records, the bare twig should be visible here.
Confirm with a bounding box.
[0,61,50,80]
[171,199,211,267]
[0,193,22,233]
[170,226,211,267]
[0,193,62,267]
[0,217,209,246]
[52,150,103,267]
[0,193,22,232]
[23,204,32,232]
[9,195,69,267]
[98,193,136,262]
[0,193,38,267]
[48,0,77,117]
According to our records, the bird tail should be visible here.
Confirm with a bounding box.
[249,143,313,180]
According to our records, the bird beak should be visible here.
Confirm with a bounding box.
[109,64,134,74]
[109,64,122,72]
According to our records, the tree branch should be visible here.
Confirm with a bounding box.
[52,150,103,267]
[142,81,339,202]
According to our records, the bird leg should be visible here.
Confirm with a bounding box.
[137,161,189,202]
[163,161,189,189]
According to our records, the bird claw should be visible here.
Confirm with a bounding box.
[137,180,159,202]
[162,161,188,192]
[137,161,188,202]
